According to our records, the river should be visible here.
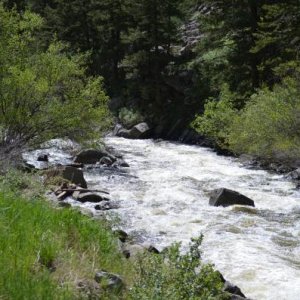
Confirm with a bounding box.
[25,137,300,300]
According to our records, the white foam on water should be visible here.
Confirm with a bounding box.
[27,137,300,299]
[93,137,300,300]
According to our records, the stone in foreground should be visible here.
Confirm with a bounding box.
[209,188,255,208]
[94,271,124,291]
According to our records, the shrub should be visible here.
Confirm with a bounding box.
[118,107,144,129]
[0,5,112,159]
[228,77,300,159]
[129,236,227,300]
[191,85,237,147]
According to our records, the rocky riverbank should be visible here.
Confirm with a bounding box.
[22,136,263,299]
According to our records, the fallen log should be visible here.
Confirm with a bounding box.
[56,188,110,195]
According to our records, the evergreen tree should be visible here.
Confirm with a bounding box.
[122,0,182,118]
[253,0,300,84]
[193,0,263,100]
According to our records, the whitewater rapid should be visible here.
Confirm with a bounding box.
[25,137,300,299]
[88,137,300,300]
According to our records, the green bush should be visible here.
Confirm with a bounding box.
[228,77,300,159]
[118,107,144,129]
[0,5,112,154]
[129,236,227,300]
[191,85,237,147]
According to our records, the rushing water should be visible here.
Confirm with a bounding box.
[25,137,300,300]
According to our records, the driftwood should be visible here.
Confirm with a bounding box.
[56,188,110,195]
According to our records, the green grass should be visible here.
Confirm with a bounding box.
[0,170,228,300]
[0,188,132,299]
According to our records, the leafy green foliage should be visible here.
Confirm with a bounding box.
[228,77,300,159]
[194,74,300,160]
[252,1,300,84]
[192,85,237,147]
[129,236,227,300]
[0,4,112,154]
[118,107,144,129]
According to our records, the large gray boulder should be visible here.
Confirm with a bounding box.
[44,166,87,188]
[209,188,255,208]
[115,122,151,139]
[128,122,150,139]
[74,149,116,164]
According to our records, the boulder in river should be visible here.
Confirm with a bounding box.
[287,168,300,180]
[128,122,151,139]
[44,166,87,188]
[115,122,151,139]
[223,281,246,298]
[209,188,255,208]
[74,149,116,164]
[73,191,108,203]
[37,154,49,162]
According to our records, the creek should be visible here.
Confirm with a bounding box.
[25,137,300,300]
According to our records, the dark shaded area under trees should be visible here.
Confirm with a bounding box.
[3,0,300,159]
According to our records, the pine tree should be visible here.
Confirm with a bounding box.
[193,0,263,100]
[253,0,300,84]
[122,0,182,116]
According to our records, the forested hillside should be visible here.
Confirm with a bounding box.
[2,0,300,160]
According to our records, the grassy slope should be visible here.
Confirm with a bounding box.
[0,189,133,299]
[0,171,228,300]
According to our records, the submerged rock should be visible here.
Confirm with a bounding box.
[209,188,255,208]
